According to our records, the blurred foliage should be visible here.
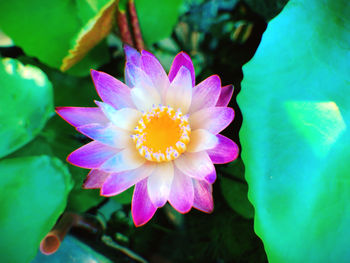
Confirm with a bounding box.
[0,156,73,263]
[0,0,312,262]
[239,0,350,262]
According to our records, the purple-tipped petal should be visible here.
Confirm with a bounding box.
[189,107,234,134]
[100,148,145,173]
[124,45,141,66]
[95,101,142,131]
[205,169,217,184]
[216,84,234,107]
[168,52,195,87]
[174,151,215,181]
[141,51,170,100]
[132,178,157,226]
[91,70,135,109]
[127,62,161,111]
[77,123,131,148]
[101,163,155,196]
[165,66,192,113]
[147,162,174,208]
[56,107,108,128]
[192,179,214,213]
[187,129,218,152]
[207,134,239,164]
[189,75,221,113]
[83,169,110,189]
[168,167,194,213]
[67,141,118,169]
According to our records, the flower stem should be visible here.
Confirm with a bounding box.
[39,212,102,255]
[128,0,145,51]
[116,5,134,46]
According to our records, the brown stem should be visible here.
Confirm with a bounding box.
[128,0,145,51]
[40,212,102,255]
[117,6,134,46]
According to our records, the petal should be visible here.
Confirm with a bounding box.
[207,134,239,164]
[189,75,221,113]
[205,169,217,184]
[67,141,118,169]
[192,179,214,213]
[95,101,142,131]
[141,50,170,101]
[216,84,234,107]
[124,45,141,66]
[77,123,132,148]
[125,64,135,88]
[187,129,218,152]
[91,70,135,109]
[132,178,157,226]
[147,162,174,208]
[189,107,234,134]
[168,167,194,213]
[127,63,161,111]
[168,52,195,87]
[101,163,155,196]
[83,169,110,189]
[165,66,192,113]
[174,151,215,181]
[100,148,145,173]
[55,107,108,128]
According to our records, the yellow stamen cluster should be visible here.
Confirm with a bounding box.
[132,105,191,162]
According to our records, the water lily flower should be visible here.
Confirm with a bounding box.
[56,46,239,226]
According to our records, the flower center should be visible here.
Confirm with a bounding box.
[132,105,191,162]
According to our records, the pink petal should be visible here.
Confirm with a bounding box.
[174,151,215,181]
[132,178,157,226]
[207,134,239,164]
[187,129,218,153]
[100,148,145,173]
[141,50,170,101]
[95,101,142,131]
[101,163,155,196]
[165,66,192,113]
[216,84,234,107]
[124,45,141,66]
[127,62,161,111]
[168,52,195,87]
[77,123,131,148]
[189,107,234,134]
[205,169,217,184]
[67,141,118,169]
[147,162,174,208]
[55,107,108,128]
[83,169,110,189]
[91,70,135,109]
[168,167,194,213]
[189,75,221,113]
[192,179,214,213]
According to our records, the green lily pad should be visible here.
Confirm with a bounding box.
[0,156,73,263]
[238,0,350,262]
[0,58,53,158]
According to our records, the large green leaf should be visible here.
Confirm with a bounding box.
[136,0,183,44]
[0,156,73,263]
[0,0,110,75]
[238,0,350,262]
[0,58,53,158]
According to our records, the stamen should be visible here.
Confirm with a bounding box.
[133,105,191,162]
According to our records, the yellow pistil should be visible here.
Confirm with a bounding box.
[132,105,191,162]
